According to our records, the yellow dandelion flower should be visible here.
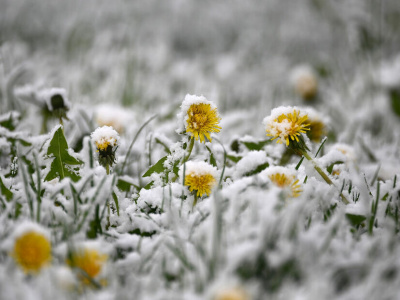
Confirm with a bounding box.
[12,226,51,273]
[214,287,249,300]
[181,94,221,143]
[263,106,309,147]
[91,125,119,152]
[67,247,107,285]
[183,161,218,197]
[266,166,302,197]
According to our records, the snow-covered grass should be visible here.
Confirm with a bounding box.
[1,0,400,299]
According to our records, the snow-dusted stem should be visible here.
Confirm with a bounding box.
[106,164,110,229]
[301,150,349,205]
[182,137,195,165]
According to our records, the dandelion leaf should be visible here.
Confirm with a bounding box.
[44,127,82,182]
[143,155,167,177]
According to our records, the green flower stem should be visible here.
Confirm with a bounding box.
[106,163,110,229]
[301,150,350,205]
[193,193,198,208]
[182,137,195,165]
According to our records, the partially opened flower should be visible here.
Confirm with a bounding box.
[265,166,302,198]
[11,222,52,273]
[182,161,218,198]
[263,106,310,151]
[180,94,221,143]
[304,107,328,143]
[67,245,108,286]
[91,126,119,171]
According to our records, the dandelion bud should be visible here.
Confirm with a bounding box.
[290,65,318,100]
[91,126,119,170]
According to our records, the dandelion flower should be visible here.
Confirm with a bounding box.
[11,223,51,273]
[214,287,250,300]
[180,94,221,143]
[304,107,327,142]
[290,65,318,100]
[182,161,218,197]
[263,106,309,149]
[67,246,108,286]
[265,166,302,197]
[91,126,119,170]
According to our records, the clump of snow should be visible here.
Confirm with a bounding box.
[181,160,219,178]
[262,165,297,178]
[91,125,119,148]
[375,54,400,89]
[233,150,270,178]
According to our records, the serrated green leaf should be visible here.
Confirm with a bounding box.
[142,156,167,177]
[44,126,82,182]
[0,176,13,201]
[205,146,217,167]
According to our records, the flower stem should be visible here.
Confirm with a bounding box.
[192,193,198,208]
[301,150,349,204]
[106,163,110,229]
[182,137,195,165]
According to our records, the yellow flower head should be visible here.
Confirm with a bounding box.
[182,161,218,197]
[67,246,108,285]
[214,287,249,300]
[11,223,51,273]
[266,166,302,197]
[263,106,309,148]
[304,107,327,142]
[181,94,221,143]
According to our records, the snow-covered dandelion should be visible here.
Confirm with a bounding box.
[214,287,250,300]
[181,161,218,206]
[290,65,318,100]
[266,166,302,198]
[91,125,119,173]
[181,94,221,143]
[95,104,130,133]
[263,106,310,151]
[11,223,52,273]
[304,107,327,142]
[67,246,108,286]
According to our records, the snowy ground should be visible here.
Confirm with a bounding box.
[1,0,400,299]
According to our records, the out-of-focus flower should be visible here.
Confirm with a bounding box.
[265,166,302,198]
[67,246,108,286]
[95,104,131,134]
[304,107,328,142]
[263,106,309,150]
[182,161,218,197]
[214,287,250,300]
[91,125,119,170]
[11,223,52,273]
[290,65,318,100]
[180,94,221,143]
